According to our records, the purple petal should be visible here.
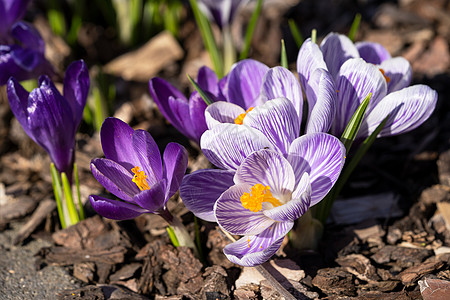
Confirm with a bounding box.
[320,32,360,79]
[63,60,90,127]
[3,1,31,28]
[205,101,245,129]
[101,118,141,171]
[197,0,246,28]
[332,58,387,136]
[132,181,166,213]
[188,92,208,142]
[356,41,391,64]
[7,77,32,137]
[264,174,311,222]
[168,95,196,140]
[180,169,235,222]
[260,66,303,120]
[227,59,269,108]
[379,57,412,93]
[131,130,163,187]
[234,149,295,200]
[196,65,219,95]
[243,98,300,154]
[297,38,328,91]
[89,195,147,220]
[214,184,275,235]
[288,133,345,206]
[223,221,294,267]
[359,85,437,139]
[91,158,140,201]
[304,68,337,134]
[163,142,188,199]
[11,21,45,53]
[200,123,273,170]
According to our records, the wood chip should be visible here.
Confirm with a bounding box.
[398,261,445,285]
[419,278,450,300]
[0,196,36,226]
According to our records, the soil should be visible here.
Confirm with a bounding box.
[1,0,449,299]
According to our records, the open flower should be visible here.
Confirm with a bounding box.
[197,0,248,29]
[89,117,188,221]
[7,60,89,176]
[297,33,438,139]
[0,21,54,84]
[181,132,345,266]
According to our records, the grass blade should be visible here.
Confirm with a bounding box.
[50,163,65,229]
[188,74,214,105]
[281,39,288,68]
[239,0,263,60]
[61,172,79,226]
[348,13,362,42]
[288,19,303,48]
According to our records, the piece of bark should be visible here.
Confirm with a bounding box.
[13,199,56,245]
[419,278,450,300]
[39,245,127,266]
[0,196,36,226]
[312,267,356,296]
[109,263,142,281]
[371,245,432,268]
[73,262,96,283]
[397,260,445,286]
[336,254,380,282]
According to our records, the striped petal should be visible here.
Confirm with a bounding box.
[260,66,303,120]
[288,133,345,206]
[356,41,391,64]
[379,57,412,93]
[205,101,245,129]
[89,195,147,220]
[188,92,208,143]
[234,149,295,200]
[201,123,273,170]
[223,221,294,267]
[297,38,328,91]
[243,98,300,154]
[359,85,437,139]
[214,184,275,236]
[180,169,235,222]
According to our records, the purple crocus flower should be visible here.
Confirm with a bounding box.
[0,21,54,84]
[197,0,248,29]
[89,117,188,222]
[297,33,438,139]
[7,60,89,176]
[0,0,31,43]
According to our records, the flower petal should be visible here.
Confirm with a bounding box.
[201,123,273,170]
[7,77,31,137]
[359,85,437,138]
[214,184,275,235]
[91,158,140,201]
[333,58,387,136]
[264,173,311,222]
[168,95,196,140]
[243,98,300,154]
[379,57,412,93]
[205,101,245,129]
[89,195,147,220]
[63,60,90,127]
[180,169,235,222]
[163,142,188,200]
[320,32,360,79]
[223,221,294,267]
[196,65,219,95]
[305,68,336,134]
[132,181,166,213]
[260,66,303,119]
[188,92,208,142]
[227,59,269,108]
[356,41,391,64]
[288,133,345,206]
[132,129,163,187]
[297,38,328,91]
[234,149,295,199]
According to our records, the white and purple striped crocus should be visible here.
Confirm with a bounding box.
[89,117,188,222]
[7,60,89,177]
[297,32,438,140]
[180,98,345,266]
[197,0,248,29]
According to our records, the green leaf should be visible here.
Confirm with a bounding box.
[189,0,223,77]
[340,93,372,154]
[281,39,288,68]
[288,19,303,48]
[167,226,180,247]
[61,172,79,226]
[50,163,65,229]
[188,74,214,105]
[348,13,362,42]
[239,0,263,60]
[74,163,85,220]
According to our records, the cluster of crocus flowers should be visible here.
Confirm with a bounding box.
[0,0,54,84]
[89,118,195,249]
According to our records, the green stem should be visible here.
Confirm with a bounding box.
[222,26,236,74]
[61,172,80,226]
[74,163,85,220]
[50,163,66,229]
[160,210,198,257]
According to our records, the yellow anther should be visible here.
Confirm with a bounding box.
[240,183,281,212]
[247,237,251,248]
[131,166,150,191]
[379,68,391,83]
[234,107,254,125]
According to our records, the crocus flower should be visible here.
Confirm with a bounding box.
[297,33,438,140]
[7,60,89,176]
[89,117,188,221]
[181,132,345,266]
[197,0,248,29]
[0,21,54,84]
[0,0,31,43]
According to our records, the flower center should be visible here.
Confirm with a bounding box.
[131,166,150,191]
[240,183,281,212]
[234,107,254,125]
[379,68,391,83]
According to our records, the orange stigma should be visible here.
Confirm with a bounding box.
[240,183,281,212]
[234,107,254,125]
[379,68,391,83]
[131,166,150,191]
